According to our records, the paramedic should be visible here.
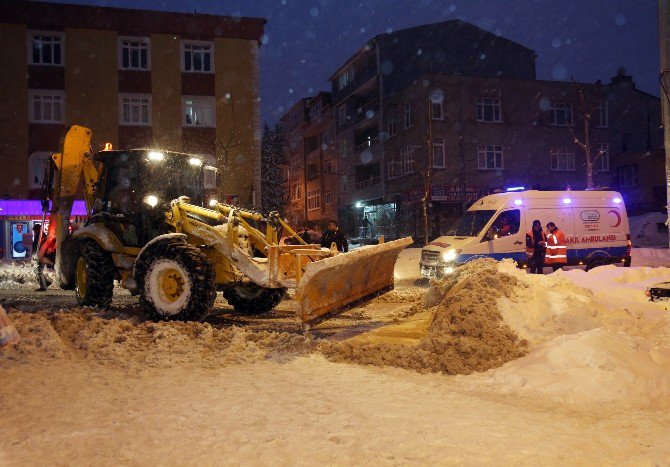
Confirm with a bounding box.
[545,222,567,271]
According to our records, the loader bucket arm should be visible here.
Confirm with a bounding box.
[294,237,414,324]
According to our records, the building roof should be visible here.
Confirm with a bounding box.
[0,0,266,41]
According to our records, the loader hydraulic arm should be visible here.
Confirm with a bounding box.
[39,125,95,283]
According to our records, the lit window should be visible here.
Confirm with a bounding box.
[550,102,573,126]
[119,37,150,70]
[182,41,213,73]
[476,97,501,122]
[28,151,52,189]
[477,144,504,170]
[120,94,151,125]
[338,68,354,90]
[432,138,445,168]
[183,97,215,127]
[29,90,64,123]
[550,147,576,171]
[594,143,609,172]
[28,31,63,66]
[307,189,321,210]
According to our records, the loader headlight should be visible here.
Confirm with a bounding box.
[147,151,165,162]
[189,157,203,167]
[144,195,159,208]
[442,249,457,262]
[209,198,218,207]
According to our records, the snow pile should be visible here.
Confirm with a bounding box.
[629,212,667,248]
[323,259,529,374]
[0,262,54,289]
[632,247,670,267]
[0,309,313,369]
[466,260,670,406]
[393,247,422,284]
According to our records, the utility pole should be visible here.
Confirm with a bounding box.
[659,0,670,248]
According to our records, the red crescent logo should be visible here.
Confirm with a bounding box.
[608,209,621,228]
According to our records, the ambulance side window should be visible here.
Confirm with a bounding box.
[488,209,520,239]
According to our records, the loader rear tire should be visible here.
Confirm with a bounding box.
[137,241,216,322]
[222,284,285,315]
[74,240,115,308]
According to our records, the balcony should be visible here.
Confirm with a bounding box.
[355,176,381,189]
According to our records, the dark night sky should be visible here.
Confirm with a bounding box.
[45,0,660,124]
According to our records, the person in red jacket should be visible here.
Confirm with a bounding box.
[545,222,567,272]
[525,219,546,274]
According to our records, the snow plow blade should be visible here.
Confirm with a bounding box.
[294,237,413,324]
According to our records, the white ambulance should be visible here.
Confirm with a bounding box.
[420,190,631,277]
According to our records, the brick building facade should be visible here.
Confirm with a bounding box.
[0,1,264,258]
[281,19,663,240]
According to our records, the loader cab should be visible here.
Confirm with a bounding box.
[94,149,209,247]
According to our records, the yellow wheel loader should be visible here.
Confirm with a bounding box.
[39,125,412,325]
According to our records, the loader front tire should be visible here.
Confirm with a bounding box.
[74,240,115,308]
[137,241,216,322]
[222,284,285,315]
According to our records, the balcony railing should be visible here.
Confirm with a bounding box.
[355,137,380,152]
[355,176,381,189]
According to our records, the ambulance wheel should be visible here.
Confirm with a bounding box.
[623,256,632,267]
[585,258,608,271]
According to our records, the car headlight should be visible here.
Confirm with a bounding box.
[442,249,457,262]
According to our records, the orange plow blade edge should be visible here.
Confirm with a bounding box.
[293,237,414,324]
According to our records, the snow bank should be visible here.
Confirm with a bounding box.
[0,262,55,289]
[393,247,422,283]
[323,259,529,374]
[0,309,313,369]
[632,247,670,267]
[476,260,670,406]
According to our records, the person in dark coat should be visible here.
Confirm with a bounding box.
[321,221,348,252]
[32,223,49,291]
[525,219,546,274]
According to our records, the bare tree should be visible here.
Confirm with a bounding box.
[418,97,435,246]
[569,81,606,190]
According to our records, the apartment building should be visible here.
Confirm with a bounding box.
[384,71,662,237]
[283,19,662,239]
[0,1,264,258]
[280,93,338,226]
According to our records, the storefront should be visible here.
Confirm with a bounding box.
[0,200,87,260]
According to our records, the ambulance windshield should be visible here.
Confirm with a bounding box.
[453,210,496,237]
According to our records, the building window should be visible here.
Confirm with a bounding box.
[550,147,576,171]
[28,31,63,66]
[339,139,348,158]
[432,138,445,168]
[386,118,397,137]
[307,189,321,210]
[324,159,335,174]
[120,94,151,126]
[477,144,504,170]
[341,176,349,193]
[28,151,52,189]
[183,96,215,127]
[29,90,64,123]
[387,156,399,180]
[338,67,354,90]
[550,102,573,126]
[337,105,347,127]
[119,37,150,70]
[594,143,609,172]
[400,145,415,174]
[290,183,303,201]
[325,190,333,206]
[476,97,501,122]
[403,103,413,129]
[595,100,609,128]
[182,41,213,73]
[431,100,444,120]
[290,158,300,177]
[619,166,638,187]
